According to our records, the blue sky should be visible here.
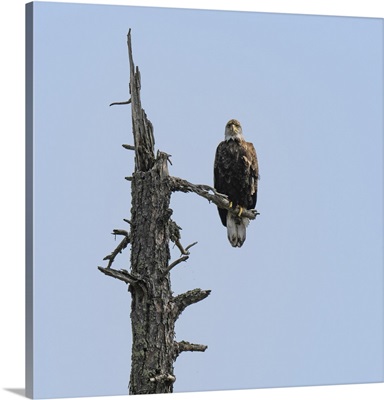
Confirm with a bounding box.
[29,2,383,398]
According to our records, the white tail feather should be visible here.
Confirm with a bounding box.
[226,213,249,247]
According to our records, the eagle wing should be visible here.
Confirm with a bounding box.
[243,141,259,209]
[214,140,259,226]
[214,141,231,226]
[214,141,230,195]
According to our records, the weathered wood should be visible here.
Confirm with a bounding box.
[127,29,155,172]
[99,30,210,395]
[98,229,131,269]
[169,176,259,220]
[98,266,139,286]
[174,340,208,357]
[128,166,175,394]
[173,289,212,322]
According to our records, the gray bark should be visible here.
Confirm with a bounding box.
[98,30,211,395]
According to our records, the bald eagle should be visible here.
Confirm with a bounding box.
[214,119,259,247]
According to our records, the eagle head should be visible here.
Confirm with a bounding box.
[225,119,244,142]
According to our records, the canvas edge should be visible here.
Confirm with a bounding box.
[25,2,34,399]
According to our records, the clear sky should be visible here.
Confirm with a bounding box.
[30,1,383,398]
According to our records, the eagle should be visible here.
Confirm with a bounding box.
[214,119,259,247]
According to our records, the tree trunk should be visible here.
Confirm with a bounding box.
[98,30,211,395]
[128,165,175,394]
[127,29,175,393]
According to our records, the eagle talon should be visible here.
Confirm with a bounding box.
[228,201,233,208]
[238,206,244,217]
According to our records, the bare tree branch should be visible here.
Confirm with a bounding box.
[173,289,211,321]
[110,99,132,106]
[112,229,129,237]
[162,255,189,277]
[169,176,259,220]
[103,230,130,268]
[122,144,135,150]
[184,241,198,253]
[174,340,207,358]
[98,266,138,285]
[169,219,197,255]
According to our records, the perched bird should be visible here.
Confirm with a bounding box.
[214,119,259,247]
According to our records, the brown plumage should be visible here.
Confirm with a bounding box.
[214,119,259,247]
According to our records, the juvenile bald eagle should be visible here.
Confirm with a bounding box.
[214,119,258,247]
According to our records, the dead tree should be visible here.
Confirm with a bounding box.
[98,30,258,395]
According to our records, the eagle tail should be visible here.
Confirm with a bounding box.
[226,213,249,247]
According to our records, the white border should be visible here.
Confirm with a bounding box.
[0,1,382,400]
